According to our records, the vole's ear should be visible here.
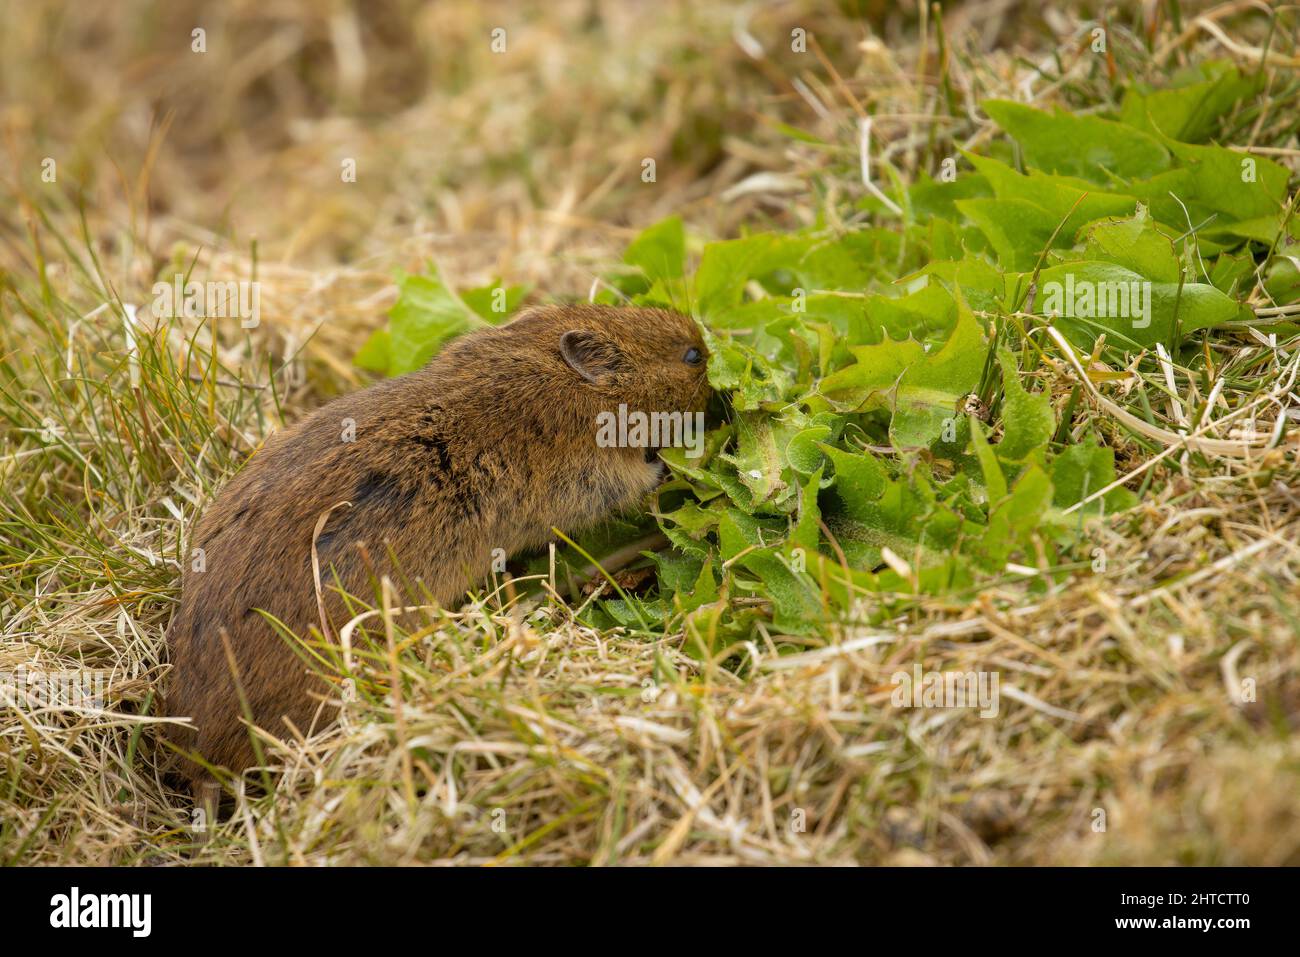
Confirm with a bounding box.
[559,329,626,385]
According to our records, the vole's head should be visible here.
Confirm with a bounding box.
[507,304,711,419]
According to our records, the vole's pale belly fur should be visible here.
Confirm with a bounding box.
[165,305,708,786]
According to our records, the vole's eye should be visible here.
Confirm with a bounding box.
[683,347,704,366]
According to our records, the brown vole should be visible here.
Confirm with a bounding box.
[165,304,709,789]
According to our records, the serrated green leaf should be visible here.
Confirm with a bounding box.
[889,296,986,449]
[1080,205,1180,282]
[791,466,822,553]
[957,197,1060,271]
[995,350,1054,464]
[737,547,823,634]
[983,99,1171,182]
[353,327,390,372]
[1129,138,1290,242]
[461,281,529,322]
[624,215,686,282]
[1051,438,1137,514]
[694,234,794,316]
[1120,62,1261,144]
[386,264,483,375]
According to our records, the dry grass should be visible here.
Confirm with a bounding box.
[1,0,1298,865]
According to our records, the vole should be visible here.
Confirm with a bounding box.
[165,304,709,791]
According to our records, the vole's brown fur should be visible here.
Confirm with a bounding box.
[165,305,708,788]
